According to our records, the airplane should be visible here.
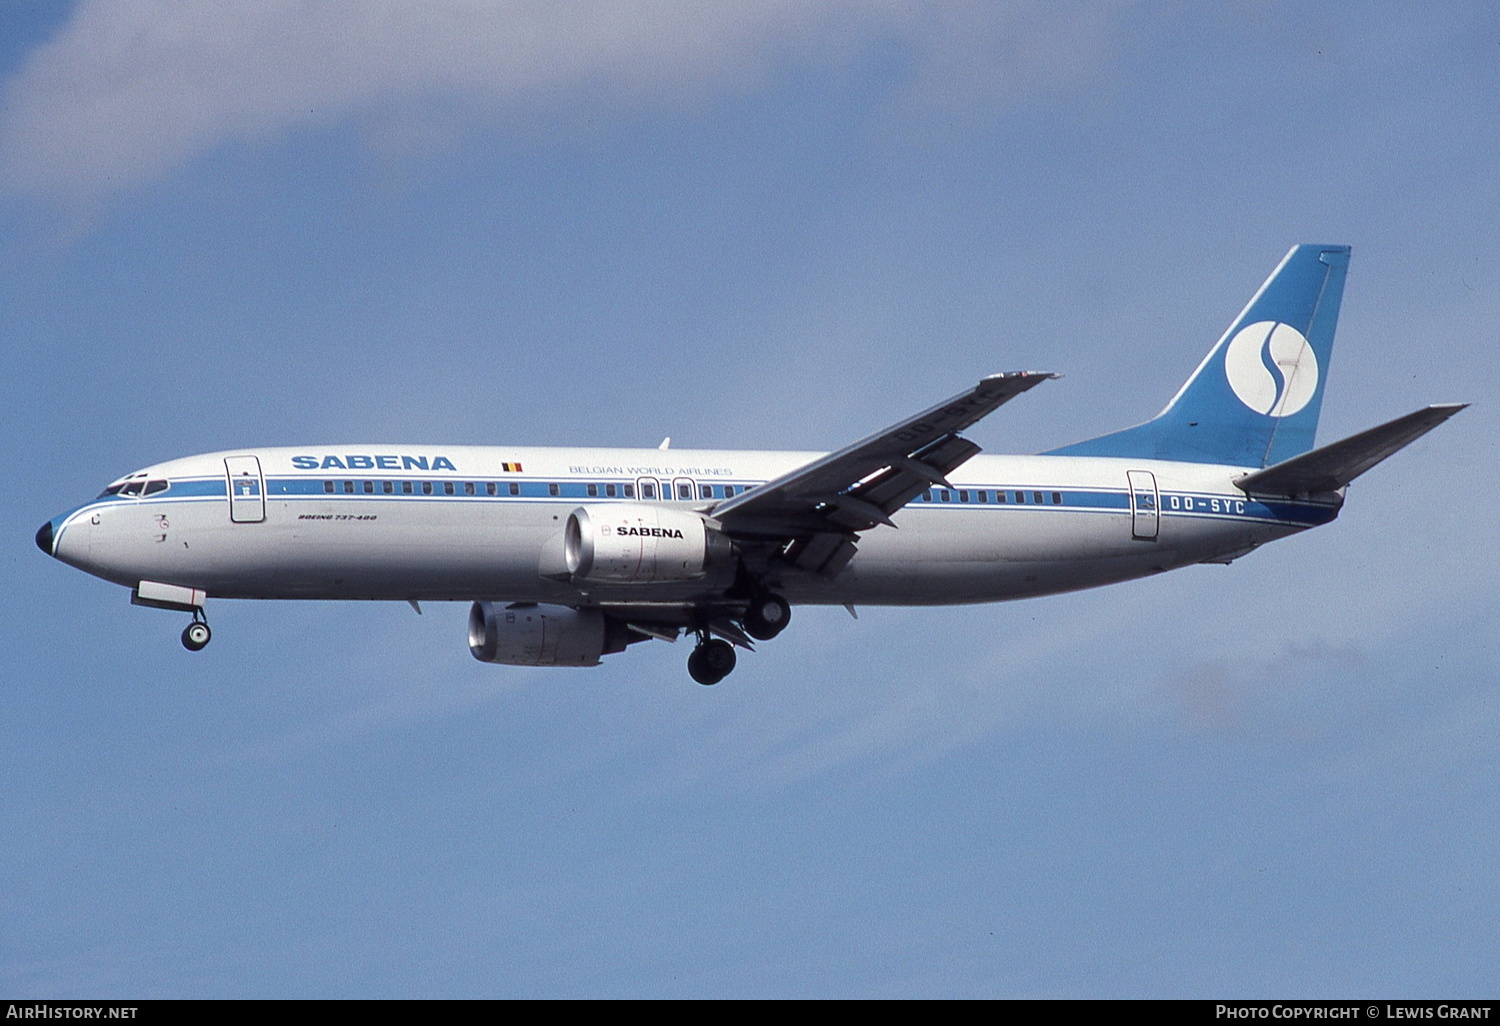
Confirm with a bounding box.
[36,244,1465,684]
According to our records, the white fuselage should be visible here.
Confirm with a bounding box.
[47,445,1338,609]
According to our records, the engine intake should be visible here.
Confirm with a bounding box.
[468,602,631,667]
[564,503,733,584]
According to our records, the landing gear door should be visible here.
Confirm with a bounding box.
[225,455,266,523]
[1127,470,1158,540]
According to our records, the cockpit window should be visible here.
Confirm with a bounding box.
[99,473,167,498]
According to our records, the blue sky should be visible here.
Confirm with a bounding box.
[2,1,1496,997]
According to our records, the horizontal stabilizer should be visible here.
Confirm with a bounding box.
[1234,404,1466,496]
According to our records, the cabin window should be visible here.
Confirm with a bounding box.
[382,481,393,494]
[343,481,354,494]
[464,482,476,496]
[701,485,712,499]
[402,481,413,494]
[725,486,736,498]
[486,482,496,496]
[939,490,951,502]
[443,482,455,496]
[421,481,432,495]
[1034,492,1044,505]
[605,483,617,498]
[508,482,519,496]
[1052,492,1062,505]
[625,483,637,498]
[959,490,969,503]
[361,481,373,494]
[548,483,560,497]
[587,484,598,498]
[977,490,988,503]
[1014,491,1025,503]
[641,483,656,500]
[324,481,334,494]
[678,483,692,500]
[996,490,1006,503]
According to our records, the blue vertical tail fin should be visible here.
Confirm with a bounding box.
[1047,244,1350,467]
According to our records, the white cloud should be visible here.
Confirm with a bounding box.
[0,0,1123,201]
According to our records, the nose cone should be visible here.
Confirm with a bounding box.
[36,519,54,556]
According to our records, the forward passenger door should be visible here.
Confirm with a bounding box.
[225,455,266,523]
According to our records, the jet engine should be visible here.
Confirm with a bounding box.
[468,602,632,667]
[564,503,733,584]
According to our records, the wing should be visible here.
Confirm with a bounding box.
[710,371,1057,576]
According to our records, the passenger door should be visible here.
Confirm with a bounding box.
[1127,470,1158,540]
[225,455,266,523]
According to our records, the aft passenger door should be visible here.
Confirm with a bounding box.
[1127,470,1158,540]
[225,455,266,523]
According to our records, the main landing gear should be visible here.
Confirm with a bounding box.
[688,637,736,686]
[685,591,792,685]
[743,592,791,641]
[181,609,211,652]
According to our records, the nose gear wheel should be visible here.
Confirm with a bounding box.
[181,609,211,651]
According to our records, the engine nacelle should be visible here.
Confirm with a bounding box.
[564,503,733,584]
[468,602,631,667]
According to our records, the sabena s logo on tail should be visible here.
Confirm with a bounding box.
[1223,320,1319,417]
[1043,244,1349,468]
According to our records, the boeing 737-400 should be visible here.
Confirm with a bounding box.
[37,245,1465,683]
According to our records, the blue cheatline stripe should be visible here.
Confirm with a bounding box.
[262,478,760,500]
[904,486,1334,527]
[87,477,226,504]
[74,475,1332,531]
[168,479,225,498]
[264,477,1335,528]
[918,488,1129,510]
[1161,492,1336,526]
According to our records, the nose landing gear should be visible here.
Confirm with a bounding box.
[181,609,211,652]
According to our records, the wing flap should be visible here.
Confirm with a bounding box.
[709,370,1055,576]
[785,532,860,576]
[714,372,1055,534]
[1235,404,1466,496]
[838,435,982,526]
